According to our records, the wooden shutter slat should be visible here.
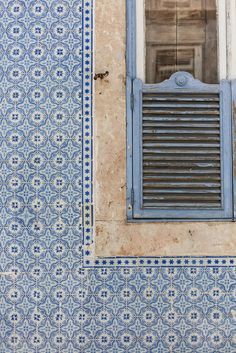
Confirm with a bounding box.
[143,129,220,134]
[143,170,220,182]
[143,116,220,121]
[143,196,221,201]
[143,109,220,115]
[143,123,220,128]
[143,182,220,188]
[143,203,221,208]
[143,143,220,148]
[143,155,220,161]
[144,161,221,170]
[144,188,220,193]
[143,98,220,102]
[143,103,219,109]
[143,132,220,143]
[143,95,220,102]
[143,147,220,156]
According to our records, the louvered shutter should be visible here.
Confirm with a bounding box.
[132,72,233,220]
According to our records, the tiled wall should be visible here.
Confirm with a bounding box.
[0,1,236,352]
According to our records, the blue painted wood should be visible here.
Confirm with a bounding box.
[126,75,134,220]
[126,0,136,220]
[143,71,219,92]
[126,0,136,80]
[232,80,236,220]
[132,78,143,216]
[220,80,233,219]
[132,73,233,220]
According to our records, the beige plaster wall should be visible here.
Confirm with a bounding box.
[94,0,236,257]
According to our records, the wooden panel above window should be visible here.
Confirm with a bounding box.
[145,0,218,83]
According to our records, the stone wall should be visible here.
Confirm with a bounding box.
[94,0,236,257]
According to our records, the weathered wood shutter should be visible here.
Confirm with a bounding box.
[132,72,233,220]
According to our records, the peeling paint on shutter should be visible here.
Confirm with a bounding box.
[132,72,233,220]
[142,91,221,208]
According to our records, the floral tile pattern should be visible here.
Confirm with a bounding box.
[0,0,236,352]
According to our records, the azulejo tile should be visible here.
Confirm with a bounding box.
[0,0,235,352]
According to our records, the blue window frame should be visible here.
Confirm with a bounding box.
[126,0,234,221]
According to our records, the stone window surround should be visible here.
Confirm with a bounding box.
[94,0,236,258]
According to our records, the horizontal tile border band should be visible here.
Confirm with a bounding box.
[85,255,236,268]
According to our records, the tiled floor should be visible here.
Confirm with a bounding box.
[0,1,236,352]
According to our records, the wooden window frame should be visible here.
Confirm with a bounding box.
[126,0,236,222]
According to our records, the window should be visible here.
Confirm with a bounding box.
[127,0,235,221]
[145,0,218,83]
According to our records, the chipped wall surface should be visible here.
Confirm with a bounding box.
[94,0,236,257]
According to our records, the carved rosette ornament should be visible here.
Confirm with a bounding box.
[175,73,188,87]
